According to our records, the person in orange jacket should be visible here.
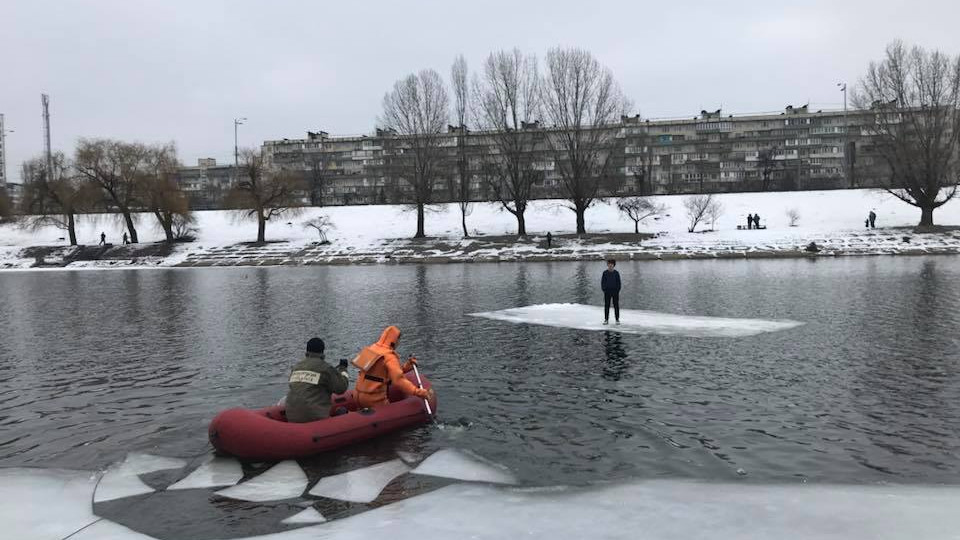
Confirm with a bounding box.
[352,326,430,409]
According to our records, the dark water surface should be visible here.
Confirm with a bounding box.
[1,257,959,487]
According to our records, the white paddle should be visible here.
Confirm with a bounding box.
[411,363,433,416]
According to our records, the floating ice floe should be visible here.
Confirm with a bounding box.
[471,303,803,338]
[412,449,516,485]
[69,519,156,540]
[309,459,410,503]
[94,453,187,503]
[0,468,101,540]
[281,507,327,525]
[215,460,307,502]
[167,456,244,490]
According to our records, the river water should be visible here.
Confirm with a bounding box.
[1,257,959,489]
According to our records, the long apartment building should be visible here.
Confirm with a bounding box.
[244,105,882,207]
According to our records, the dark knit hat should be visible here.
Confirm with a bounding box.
[306,338,325,354]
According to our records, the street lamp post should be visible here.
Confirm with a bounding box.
[234,117,247,168]
[837,82,849,186]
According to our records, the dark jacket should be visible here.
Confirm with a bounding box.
[601,269,621,294]
[285,352,348,423]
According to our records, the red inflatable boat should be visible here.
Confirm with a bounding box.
[209,372,436,460]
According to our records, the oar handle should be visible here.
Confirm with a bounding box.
[411,364,433,416]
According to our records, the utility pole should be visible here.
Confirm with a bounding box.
[42,94,53,177]
[0,114,11,188]
[838,82,850,187]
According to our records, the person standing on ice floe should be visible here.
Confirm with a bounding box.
[285,338,349,423]
[352,326,430,409]
[601,259,621,325]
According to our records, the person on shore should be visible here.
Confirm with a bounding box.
[99,232,106,246]
[352,326,429,409]
[601,259,621,325]
[865,216,870,228]
[285,338,349,423]
[753,213,761,229]
[869,210,877,229]
[546,232,553,249]
[122,232,129,245]
[746,214,753,230]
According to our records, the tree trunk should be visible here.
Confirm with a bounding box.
[575,207,586,235]
[122,209,139,243]
[156,210,174,242]
[634,220,639,234]
[461,208,469,238]
[516,211,526,237]
[66,212,77,246]
[415,203,425,238]
[920,205,934,227]
[257,210,267,243]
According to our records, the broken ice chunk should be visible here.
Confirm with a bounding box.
[281,507,327,525]
[412,449,516,485]
[0,468,101,540]
[95,453,187,503]
[168,456,243,490]
[308,459,410,503]
[215,460,307,502]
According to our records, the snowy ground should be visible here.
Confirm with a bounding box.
[1,189,959,269]
[4,450,959,540]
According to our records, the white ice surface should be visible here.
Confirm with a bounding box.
[69,520,157,540]
[94,453,187,503]
[0,468,101,540]
[167,456,244,490]
[411,449,517,485]
[281,507,327,525]
[471,303,803,338]
[215,460,307,502]
[308,459,410,503]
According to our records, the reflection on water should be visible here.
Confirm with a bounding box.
[1,257,959,487]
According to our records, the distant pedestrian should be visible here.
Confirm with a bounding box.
[746,214,753,230]
[546,232,552,249]
[601,259,621,325]
[753,213,761,229]
[865,217,870,228]
[99,232,106,246]
[122,232,129,245]
[868,210,877,229]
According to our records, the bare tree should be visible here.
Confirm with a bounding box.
[540,47,631,234]
[631,128,656,196]
[19,153,96,245]
[75,138,150,243]
[0,187,13,222]
[450,54,473,237]
[226,148,305,243]
[854,41,960,227]
[705,197,724,230]
[307,154,329,207]
[140,143,192,242]
[303,215,335,243]
[786,208,801,226]
[684,194,720,233]
[616,196,667,233]
[757,146,779,191]
[380,70,450,238]
[474,48,543,236]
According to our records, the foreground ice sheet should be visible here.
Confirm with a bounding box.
[94,453,187,503]
[5,465,960,540]
[0,468,100,540]
[215,460,307,502]
[308,459,411,503]
[471,303,803,338]
[167,456,244,490]
[411,449,516,485]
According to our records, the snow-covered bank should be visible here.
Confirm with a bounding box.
[1,189,959,269]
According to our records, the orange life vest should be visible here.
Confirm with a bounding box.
[352,326,401,401]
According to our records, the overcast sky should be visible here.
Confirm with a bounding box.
[2,0,959,182]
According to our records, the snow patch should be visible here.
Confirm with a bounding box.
[215,460,307,502]
[411,449,516,485]
[94,453,186,503]
[471,303,803,338]
[308,459,410,503]
[167,456,243,490]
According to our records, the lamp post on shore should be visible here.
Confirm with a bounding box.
[233,117,247,168]
[0,114,13,187]
[838,82,850,186]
